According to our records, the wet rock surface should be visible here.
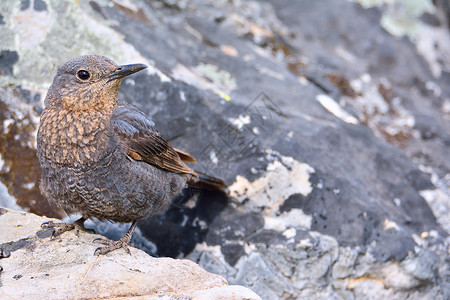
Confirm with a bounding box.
[0,0,449,299]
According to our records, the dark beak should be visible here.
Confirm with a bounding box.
[107,63,147,81]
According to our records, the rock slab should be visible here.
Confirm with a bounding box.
[0,207,260,300]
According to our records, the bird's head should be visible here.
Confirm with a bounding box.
[45,55,147,111]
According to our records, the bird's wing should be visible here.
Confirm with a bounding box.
[112,102,196,175]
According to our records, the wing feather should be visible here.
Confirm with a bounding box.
[112,102,197,176]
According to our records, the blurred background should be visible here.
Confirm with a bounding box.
[0,0,449,299]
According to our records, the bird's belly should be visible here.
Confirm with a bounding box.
[40,150,187,222]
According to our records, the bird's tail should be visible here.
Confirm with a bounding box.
[188,171,227,190]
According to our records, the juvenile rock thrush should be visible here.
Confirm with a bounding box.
[37,55,224,255]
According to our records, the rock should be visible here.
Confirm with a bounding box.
[0,207,260,300]
[0,0,449,299]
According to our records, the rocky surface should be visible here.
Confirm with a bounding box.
[0,207,260,299]
[0,0,449,299]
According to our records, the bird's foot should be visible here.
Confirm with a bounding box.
[92,221,137,255]
[93,237,131,255]
[41,221,76,238]
[41,217,92,238]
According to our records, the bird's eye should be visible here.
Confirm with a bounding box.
[77,70,90,80]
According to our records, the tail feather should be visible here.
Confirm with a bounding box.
[189,171,226,190]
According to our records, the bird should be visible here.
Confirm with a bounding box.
[37,55,225,255]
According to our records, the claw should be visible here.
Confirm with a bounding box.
[93,237,107,244]
[94,247,103,256]
[41,221,54,229]
[50,230,59,240]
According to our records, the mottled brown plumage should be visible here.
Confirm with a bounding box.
[37,55,225,255]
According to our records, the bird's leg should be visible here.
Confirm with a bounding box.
[93,221,137,255]
[41,217,93,238]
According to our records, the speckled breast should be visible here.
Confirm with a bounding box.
[37,106,187,222]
